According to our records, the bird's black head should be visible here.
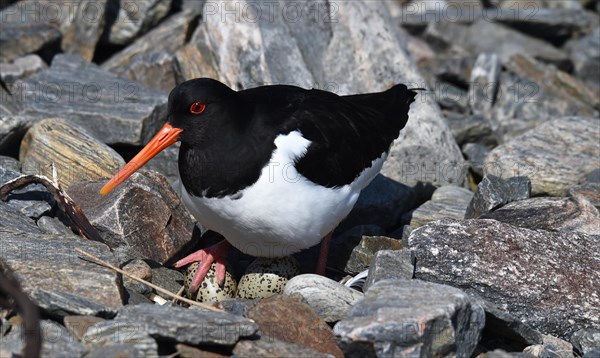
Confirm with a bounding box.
[99,78,243,195]
[167,78,243,145]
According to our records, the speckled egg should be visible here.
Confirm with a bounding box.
[236,256,300,299]
[184,262,237,303]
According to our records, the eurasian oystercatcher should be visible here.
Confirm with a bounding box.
[100,78,417,292]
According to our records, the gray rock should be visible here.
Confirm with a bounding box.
[104,0,172,45]
[409,218,600,339]
[1,320,87,358]
[489,55,599,141]
[420,54,475,87]
[15,54,168,146]
[0,200,42,233]
[173,42,220,83]
[0,228,123,316]
[474,297,543,348]
[0,114,33,153]
[0,86,18,115]
[571,328,600,355]
[584,347,600,358]
[0,155,20,171]
[122,259,153,295]
[565,28,600,97]
[465,175,531,219]
[102,10,199,75]
[469,53,501,116]
[397,0,482,33]
[496,8,599,44]
[144,142,180,184]
[0,54,47,91]
[485,117,600,196]
[82,320,158,357]
[115,51,176,93]
[405,185,474,227]
[337,236,404,275]
[363,249,415,292]
[0,10,61,62]
[339,174,415,232]
[37,216,72,235]
[234,338,334,358]
[523,334,574,358]
[334,279,485,357]
[84,344,150,358]
[585,169,600,183]
[445,113,497,147]
[112,303,258,346]
[436,82,470,113]
[19,118,125,189]
[0,166,53,219]
[424,19,572,70]
[67,171,196,264]
[283,274,364,323]
[61,0,107,61]
[463,142,491,177]
[148,263,184,295]
[481,196,600,235]
[570,182,600,210]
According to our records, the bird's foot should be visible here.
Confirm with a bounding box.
[174,240,232,293]
[315,232,333,275]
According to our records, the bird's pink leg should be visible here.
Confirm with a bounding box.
[174,240,231,293]
[316,232,333,275]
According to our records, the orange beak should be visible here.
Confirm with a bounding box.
[100,123,183,195]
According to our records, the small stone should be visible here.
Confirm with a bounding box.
[122,259,153,295]
[523,334,574,358]
[405,185,474,227]
[469,53,501,115]
[485,117,600,196]
[1,320,87,357]
[0,54,47,91]
[342,236,404,275]
[66,171,196,264]
[463,142,490,177]
[363,249,415,292]
[237,257,299,299]
[436,82,469,113]
[445,113,497,147]
[569,182,600,210]
[116,51,176,93]
[334,279,485,357]
[465,175,531,219]
[36,216,71,235]
[571,328,600,356]
[481,196,600,235]
[219,298,255,317]
[185,262,237,303]
[247,295,344,358]
[283,274,364,323]
[149,263,185,295]
[19,118,125,189]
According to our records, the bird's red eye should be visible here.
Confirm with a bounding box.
[189,101,206,114]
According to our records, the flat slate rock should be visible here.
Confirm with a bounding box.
[480,196,600,236]
[0,12,61,62]
[1,320,87,358]
[19,118,125,189]
[445,113,497,148]
[103,0,172,46]
[81,320,158,357]
[0,54,47,91]
[485,117,600,196]
[283,274,364,323]
[0,228,123,316]
[109,303,258,346]
[405,185,474,227]
[233,337,335,358]
[363,249,415,292]
[14,54,168,146]
[60,0,107,61]
[67,170,196,264]
[334,279,485,357]
[409,218,600,339]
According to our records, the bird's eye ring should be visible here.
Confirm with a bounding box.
[190,101,206,114]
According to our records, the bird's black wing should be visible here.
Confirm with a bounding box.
[283,85,417,187]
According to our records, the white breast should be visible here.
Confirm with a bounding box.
[174,131,386,258]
